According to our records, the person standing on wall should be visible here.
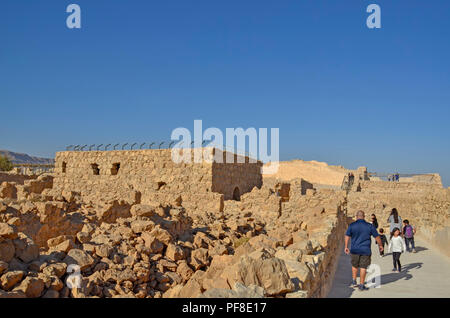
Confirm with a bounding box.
[387,208,403,240]
[344,210,384,291]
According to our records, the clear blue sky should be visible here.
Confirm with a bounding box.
[1,0,449,186]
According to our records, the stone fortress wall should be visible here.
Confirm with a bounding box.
[0,172,36,185]
[397,173,442,185]
[262,159,368,187]
[53,147,262,204]
[212,161,263,201]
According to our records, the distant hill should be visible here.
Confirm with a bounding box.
[0,150,54,165]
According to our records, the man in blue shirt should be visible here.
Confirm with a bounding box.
[345,210,384,291]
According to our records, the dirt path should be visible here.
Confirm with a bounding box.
[327,236,450,298]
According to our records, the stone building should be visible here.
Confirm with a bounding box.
[53,147,263,205]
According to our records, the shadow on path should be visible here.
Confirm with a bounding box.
[413,246,428,253]
[379,246,428,257]
[380,262,423,286]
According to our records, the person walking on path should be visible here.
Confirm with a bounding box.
[344,210,384,291]
[388,227,407,272]
[371,214,379,229]
[387,208,403,239]
[376,228,388,256]
[402,219,417,253]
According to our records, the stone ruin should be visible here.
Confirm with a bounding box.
[0,148,449,298]
[52,148,262,207]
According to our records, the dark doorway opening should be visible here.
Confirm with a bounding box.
[91,163,100,175]
[232,187,240,201]
[111,163,120,175]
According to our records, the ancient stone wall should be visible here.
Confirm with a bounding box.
[54,149,211,201]
[359,180,442,192]
[399,173,442,185]
[53,148,262,204]
[262,159,368,187]
[0,175,53,201]
[0,172,36,185]
[212,156,263,201]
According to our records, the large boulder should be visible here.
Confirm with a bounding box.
[0,270,24,290]
[63,249,94,270]
[130,204,157,218]
[130,220,155,234]
[96,201,131,223]
[13,277,45,298]
[165,244,186,262]
[221,248,294,296]
[13,233,39,263]
[189,248,209,270]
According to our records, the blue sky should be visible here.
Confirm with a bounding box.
[1,1,449,186]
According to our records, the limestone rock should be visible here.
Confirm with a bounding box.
[130,220,154,234]
[0,270,25,290]
[76,231,91,244]
[202,282,264,298]
[165,244,185,261]
[13,234,39,263]
[221,249,294,296]
[63,249,95,270]
[95,244,113,258]
[0,223,17,241]
[14,277,45,298]
[176,261,194,282]
[0,261,8,275]
[0,240,15,263]
[42,289,60,298]
[43,263,67,278]
[130,204,157,218]
[141,233,164,254]
[190,248,209,270]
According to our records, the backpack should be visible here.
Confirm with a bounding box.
[404,225,414,238]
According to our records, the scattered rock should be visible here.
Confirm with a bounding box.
[63,249,94,270]
[0,270,25,290]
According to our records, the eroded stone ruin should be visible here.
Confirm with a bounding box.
[0,149,449,298]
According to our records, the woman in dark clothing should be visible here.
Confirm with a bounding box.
[371,214,379,229]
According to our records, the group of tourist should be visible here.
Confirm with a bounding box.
[388,173,400,182]
[344,208,417,291]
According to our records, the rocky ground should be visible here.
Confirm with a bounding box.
[0,174,349,298]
